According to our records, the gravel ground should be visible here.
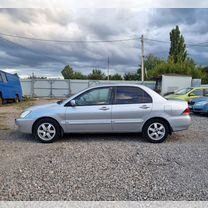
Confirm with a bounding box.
[0,100,208,200]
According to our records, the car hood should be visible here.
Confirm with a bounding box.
[27,103,59,111]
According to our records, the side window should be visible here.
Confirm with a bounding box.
[191,89,203,96]
[0,72,8,83]
[0,73,2,82]
[204,89,208,96]
[75,87,111,106]
[114,86,152,104]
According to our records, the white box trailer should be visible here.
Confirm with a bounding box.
[155,74,192,95]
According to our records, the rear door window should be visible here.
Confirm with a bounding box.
[192,89,203,96]
[114,86,152,104]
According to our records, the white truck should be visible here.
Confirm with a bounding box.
[155,74,192,96]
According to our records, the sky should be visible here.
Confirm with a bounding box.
[0,8,208,78]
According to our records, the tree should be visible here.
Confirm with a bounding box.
[123,72,139,80]
[144,54,165,71]
[73,71,87,80]
[61,65,86,79]
[169,25,187,63]
[28,75,47,79]
[109,73,123,80]
[148,60,208,83]
[88,69,106,80]
[61,65,74,79]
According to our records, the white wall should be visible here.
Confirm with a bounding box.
[20,79,156,98]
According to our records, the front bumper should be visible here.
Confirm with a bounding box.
[15,118,34,133]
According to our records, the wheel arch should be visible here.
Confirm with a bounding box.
[142,117,172,134]
[32,116,64,136]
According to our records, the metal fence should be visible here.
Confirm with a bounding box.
[20,79,156,98]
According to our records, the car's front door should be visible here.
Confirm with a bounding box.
[65,87,112,132]
[112,86,153,132]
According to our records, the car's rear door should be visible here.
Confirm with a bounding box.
[112,86,153,132]
[65,86,112,132]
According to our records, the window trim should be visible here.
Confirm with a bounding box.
[65,86,113,107]
[112,86,153,105]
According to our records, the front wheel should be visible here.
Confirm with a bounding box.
[143,119,169,143]
[0,96,3,105]
[33,118,61,143]
[15,95,20,103]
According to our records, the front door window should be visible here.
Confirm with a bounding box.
[75,87,111,106]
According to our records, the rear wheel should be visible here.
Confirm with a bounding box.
[33,118,61,143]
[143,119,169,143]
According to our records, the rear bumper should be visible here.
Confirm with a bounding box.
[15,118,34,133]
[169,115,191,132]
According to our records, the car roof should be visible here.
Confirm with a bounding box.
[87,83,148,89]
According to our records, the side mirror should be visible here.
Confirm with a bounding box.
[189,93,195,97]
[70,100,76,106]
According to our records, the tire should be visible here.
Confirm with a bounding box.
[15,95,20,103]
[143,119,169,143]
[0,96,3,106]
[33,118,61,143]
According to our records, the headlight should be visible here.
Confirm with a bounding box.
[20,110,31,118]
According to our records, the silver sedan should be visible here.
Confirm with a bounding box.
[16,84,191,143]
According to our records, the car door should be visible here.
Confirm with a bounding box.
[65,87,112,132]
[112,86,153,132]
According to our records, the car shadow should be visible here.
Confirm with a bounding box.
[10,130,149,144]
[59,132,147,143]
[9,130,179,144]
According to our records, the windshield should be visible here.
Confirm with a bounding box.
[175,88,193,95]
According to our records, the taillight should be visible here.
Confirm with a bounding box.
[183,107,191,115]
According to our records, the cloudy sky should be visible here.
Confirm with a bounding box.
[0,8,208,78]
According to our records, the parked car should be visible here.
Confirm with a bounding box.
[16,84,191,143]
[0,70,23,105]
[190,97,208,114]
[165,87,208,102]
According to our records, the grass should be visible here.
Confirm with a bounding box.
[1,99,36,110]
[0,112,8,118]
[0,124,10,130]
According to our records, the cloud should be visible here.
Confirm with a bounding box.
[0,8,207,78]
[0,0,208,8]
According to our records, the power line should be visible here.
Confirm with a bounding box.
[144,37,208,48]
[1,31,208,47]
[0,32,139,43]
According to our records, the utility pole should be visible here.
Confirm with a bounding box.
[107,56,110,80]
[141,34,144,82]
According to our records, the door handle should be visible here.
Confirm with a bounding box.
[99,106,110,111]
[139,105,150,109]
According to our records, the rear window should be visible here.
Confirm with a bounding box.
[114,86,152,104]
